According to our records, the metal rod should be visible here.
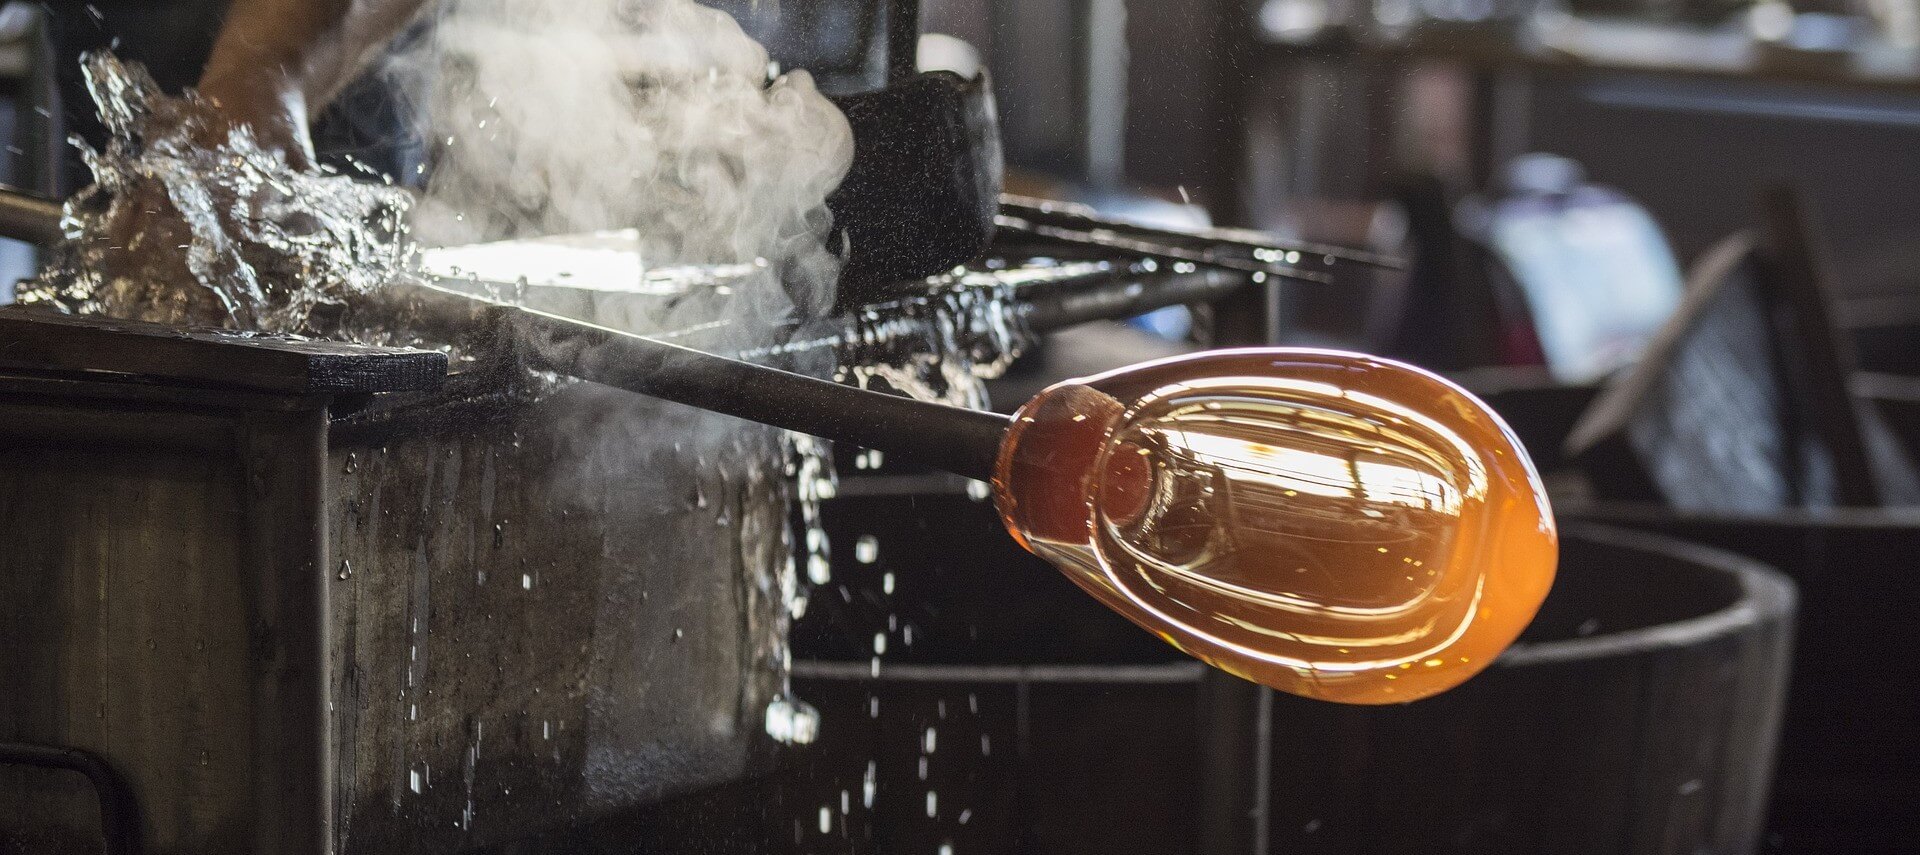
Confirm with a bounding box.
[1000,193,1406,271]
[715,264,1254,365]
[1021,267,1248,331]
[387,279,1013,480]
[996,214,1336,284]
[515,299,1012,479]
[0,183,64,246]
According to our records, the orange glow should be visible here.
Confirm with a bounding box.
[994,349,1558,704]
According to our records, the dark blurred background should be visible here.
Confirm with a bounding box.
[909,0,1920,375]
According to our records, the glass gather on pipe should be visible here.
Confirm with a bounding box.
[991,349,1558,704]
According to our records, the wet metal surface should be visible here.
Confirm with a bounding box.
[329,383,796,852]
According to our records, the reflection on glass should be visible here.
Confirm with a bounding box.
[993,350,1557,704]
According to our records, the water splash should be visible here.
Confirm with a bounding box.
[765,695,820,746]
[836,275,1030,411]
[15,53,411,333]
[741,261,1088,411]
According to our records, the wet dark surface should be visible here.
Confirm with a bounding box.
[329,381,800,852]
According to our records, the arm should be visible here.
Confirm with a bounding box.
[197,0,435,165]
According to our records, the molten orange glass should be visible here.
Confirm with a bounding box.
[992,349,1558,704]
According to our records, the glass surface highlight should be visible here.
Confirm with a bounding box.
[993,349,1558,704]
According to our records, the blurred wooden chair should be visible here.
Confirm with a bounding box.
[1566,187,1920,510]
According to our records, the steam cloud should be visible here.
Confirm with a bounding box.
[392,0,855,325]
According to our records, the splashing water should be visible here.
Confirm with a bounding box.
[836,276,1030,411]
[746,260,1093,411]
[15,54,411,333]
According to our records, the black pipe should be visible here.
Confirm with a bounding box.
[508,300,1012,480]
[996,214,1335,283]
[999,193,1405,272]
[0,183,64,246]
[0,743,144,855]
[372,278,1012,479]
[1022,268,1247,333]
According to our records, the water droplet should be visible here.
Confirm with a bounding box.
[337,560,353,581]
[765,696,819,745]
[854,535,880,565]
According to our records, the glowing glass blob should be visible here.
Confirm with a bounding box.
[992,349,1558,704]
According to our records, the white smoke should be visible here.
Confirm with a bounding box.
[393,0,854,323]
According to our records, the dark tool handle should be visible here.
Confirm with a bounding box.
[0,183,64,245]
[0,742,145,855]
[514,300,1012,480]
